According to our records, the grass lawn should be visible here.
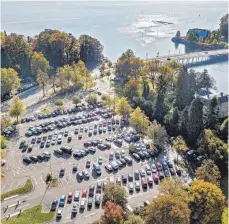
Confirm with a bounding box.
[1,205,55,224]
[1,179,33,201]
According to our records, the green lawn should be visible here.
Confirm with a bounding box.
[1,179,33,201]
[1,205,55,224]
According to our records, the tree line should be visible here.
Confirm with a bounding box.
[1,29,104,99]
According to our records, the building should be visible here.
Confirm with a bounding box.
[196,88,228,118]
[187,28,211,39]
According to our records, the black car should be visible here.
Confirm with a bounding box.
[114,139,122,147]
[23,157,32,164]
[40,141,45,148]
[169,168,176,176]
[37,154,45,161]
[89,185,95,197]
[122,175,127,184]
[137,152,145,160]
[132,153,140,161]
[158,171,165,180]
[175,166,182,176]
[19,140,26,149]
[51,200,58,211]
[88,197,93,208]
[96,182,103,193]
[30,156,38,162]
[167,161,173,168]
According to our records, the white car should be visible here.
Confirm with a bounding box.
[80,199,86,209]
[129,182,134,192]
[151,164,157,173]
[56,209,62,218]
[72,202,78,214]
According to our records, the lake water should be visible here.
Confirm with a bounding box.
[2,1,228,92]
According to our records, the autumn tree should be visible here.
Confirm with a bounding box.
[0,135,8,149]
[145,60,160,89]
[188,180,225,224]
[1,115,11,131]
[8,96,26,122]
[85,94,98,104]
[159,177,189,202]
[100,201,123,224]
[172,135,188,162]
[37,69,49,97]
[1,68,20,99]
[115,97,131,118]
[124,80,140,101]
[197,129,228,173]
[130,107,149,133]
[220,117,228,141]
[31,52,50,77]
[148,120,168,149]
[146,195,191,224]
[196,69,216,92]
[57,66,69,89]
[195,160,221,186]
[72,96,81,106]
[102,183,128,209]
[102,94,114,111]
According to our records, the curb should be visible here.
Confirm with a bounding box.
[3,195,19,201]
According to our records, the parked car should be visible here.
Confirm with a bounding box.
[153,173,159,183]
[95,193,101,206]
[50,200,58,211]
[59,195,66,207]
[72,202,78,214]
[156,162,163,171]
[67,192,73,203]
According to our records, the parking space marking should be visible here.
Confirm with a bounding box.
[40,175,45,184]
[33,177,38,185]
[15,181,21,189]
[8,182,15,191]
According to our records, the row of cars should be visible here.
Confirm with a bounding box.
[52,183,104,219]
[2,125,17,137]
[22,151,51,164]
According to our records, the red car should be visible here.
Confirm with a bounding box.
[67,192,73,203]
[84,142,92,147]
[141,177,148,188]
[156,162,163,171]
[82,190,87,198]
[153,173,159,183]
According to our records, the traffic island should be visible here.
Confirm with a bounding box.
[1,179,33,201]
[1,205,55,224]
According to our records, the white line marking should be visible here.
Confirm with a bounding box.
[17,204,30,210]
[33,177,38,185]
[8,182,14,191]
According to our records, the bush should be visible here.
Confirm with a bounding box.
[1,179,33,200]
[46,173,52,183]
[85,94,98,104]
[129,144,136,154]
[72,96,81,105]
[0,136,8,149]
[54,99,63,106]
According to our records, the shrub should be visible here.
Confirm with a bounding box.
[85,94,98,104]
[0,136,7,149]
[72,96,81,105]
[54,99,63,106]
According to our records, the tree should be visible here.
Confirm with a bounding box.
[164,107,179,136]
[188,180,225,224]
[100,62,106,75]
[197,129,228,173]
[128,144,136,155]
[146,195,191,224]
[8,96,25,122]
[187,97,204,146]
[220,117,228,141]
[100,201,123,224]
[1,33,31,77]
[159,177,189,202]
[130,107,149,133]
[102,94,113,111]
[219,13,228,38]
[186,32,198,42]
[204,97,219,130]
[37,69,49,97]
[57,66,69,89]
[175,68,193,110]
[154,74,168,123]
[54,99,63,106]
[72,96,81,106]
[179,106,189,139]
[172,136,188,162]
[1,115,11,131]
[124,80,140,101]
[115,97,131,118]
[31,52,50,77]
[1,68,20,99]
[0,135,8,149]
[79,34,103,64]
[148,120,168,149]
[124,214,145,224]
[85,94,98,104]
[102,183,128,209]
[142,81,150,99]
[196,69,216,91]
[195,160,221,186]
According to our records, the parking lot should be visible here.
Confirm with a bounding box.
[1,102,188,223]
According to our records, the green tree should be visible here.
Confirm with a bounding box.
[102,183,128,209]
[159,177,189,202]
[128,144,136,155]
[172,135,188,162]
[72,96,81,106]
[85,94,98,104]
[204,97,219,130]
[197,129,228,173]
[164,107,180,136]
[154,74,168,123]
[219,14,228,38]
[57,66,69,89]
[220,117,228,141]
[79,34,103,64]
[146,195,191,224]
[148,120,168,149]
[37,69,49,97]
[102,94,114,111]
[187,97,204,146]
[195,160,221,186]
[31,52,50,77]
[1,68,20,99]
[115,97,131,118]
[142,81,150,99]
[54,99,63,106]
[188,180,225,224]
[0,135,8,149]
[100,201,123,224]
[8,96,26,122]
[124,214,145,224]
[179,106,189,139]
[186,32,198,42]
[1,115,11,131]
[175,67,193,110]
[196,69,215,91]
[1,32,31,77]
